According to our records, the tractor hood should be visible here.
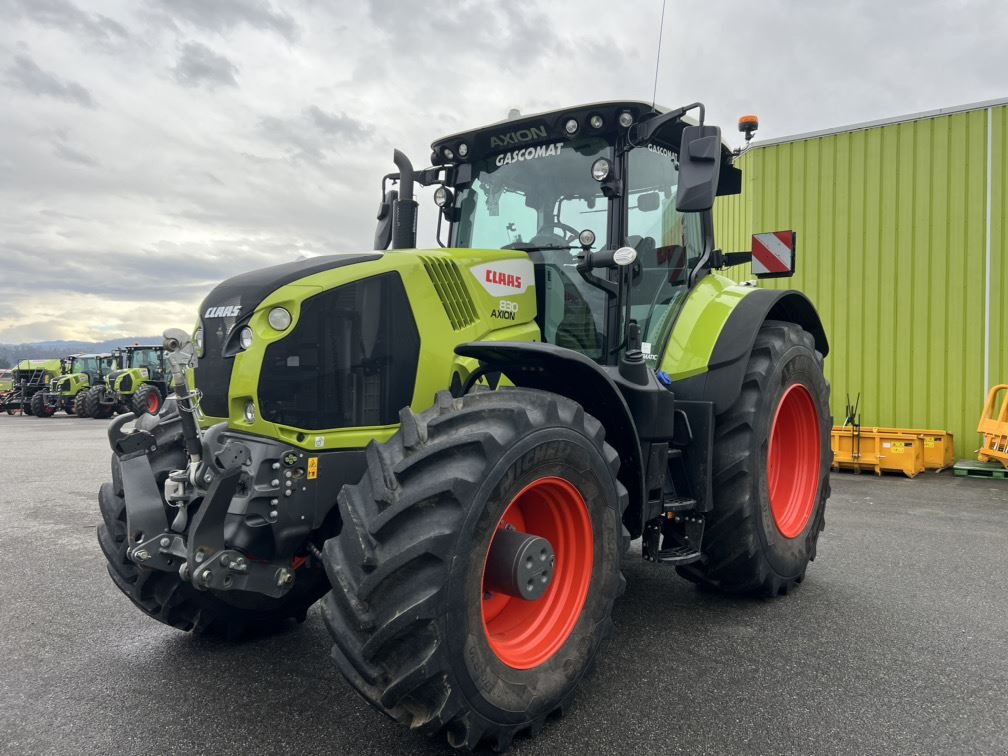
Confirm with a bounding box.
[195,253,382,418]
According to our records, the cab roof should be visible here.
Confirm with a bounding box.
[430,100,735,167]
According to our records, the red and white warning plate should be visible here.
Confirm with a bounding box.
[751,231,796,277]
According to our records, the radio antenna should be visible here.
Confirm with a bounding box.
[651,0,667,109]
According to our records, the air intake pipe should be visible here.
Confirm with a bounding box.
[391,149,418,249]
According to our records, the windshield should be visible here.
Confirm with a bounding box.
[625,143,704,364]
[454,137,611,361]
[74,357,98,375]
[454,137,610,250]
[129,348,161,372]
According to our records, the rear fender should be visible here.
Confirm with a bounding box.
[669,287,828,413]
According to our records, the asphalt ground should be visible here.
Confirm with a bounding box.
[1,414,1006,755]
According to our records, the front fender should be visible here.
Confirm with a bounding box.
[454,341,645,534]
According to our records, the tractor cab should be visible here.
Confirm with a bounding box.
[124,345,167,382]
[376,101,740,365]
[65,353,116,385]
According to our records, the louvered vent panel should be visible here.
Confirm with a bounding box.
[420,256,478,330]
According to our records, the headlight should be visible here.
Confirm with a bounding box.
[591,158,611,181]
[589,114,604,129]
[267,307,292,331]
[564,118,579,135]
[194,327,204,356]
[433,186,454,207]
[239,327,254,350]
[618,111,634,128]
[243,400,256,424]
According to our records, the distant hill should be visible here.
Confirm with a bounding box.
[0,338,161,368]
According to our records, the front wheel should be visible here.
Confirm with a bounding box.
[132,384,162,416]
[72,391,88,418]
[677,320,832,596]
[322,389,628,751]
[30,393,54,417]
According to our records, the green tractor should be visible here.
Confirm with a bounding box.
[100,101,831,750]
[32,353,118,417]
[82,344,171,418]
[2,358,62,415]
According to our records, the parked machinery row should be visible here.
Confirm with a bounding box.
[0,345,171,418]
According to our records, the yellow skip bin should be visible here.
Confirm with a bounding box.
[831,426,945,478]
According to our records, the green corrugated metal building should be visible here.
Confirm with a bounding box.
[715,98,1008,453]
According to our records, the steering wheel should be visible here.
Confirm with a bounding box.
[530,220,580,247]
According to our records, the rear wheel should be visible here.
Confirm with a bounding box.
[132,384,162,416]
[677,320,831,596]
[98,401,330,636]
[322,389,627,751]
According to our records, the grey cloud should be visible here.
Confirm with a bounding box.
[305,106,372,141]
[52,141,99,167]
[150,0,297,41]
[9,0,129,45]
[260,107,373,162]
[172,42,239,89]
[364,0,562,65]
[5,54,96,107]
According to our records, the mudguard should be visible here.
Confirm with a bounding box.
[454,341,645,528]
[669,287,828,414]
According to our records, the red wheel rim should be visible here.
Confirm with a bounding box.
[481,477,594,669]
[147,393,160,414]
[767,384,821,538]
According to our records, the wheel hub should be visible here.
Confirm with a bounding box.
[485,527,556,601]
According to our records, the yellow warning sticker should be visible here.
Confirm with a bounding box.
[924,438,936,448]
[307,457,318,480]
[891,442,905,454]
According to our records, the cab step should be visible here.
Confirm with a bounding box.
[662,495,697,512]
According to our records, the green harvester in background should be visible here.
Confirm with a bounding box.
[32,354,118,417]
[81,344,172,418]
[1,359,62,415]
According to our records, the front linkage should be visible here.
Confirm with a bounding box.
[109,330,311,601]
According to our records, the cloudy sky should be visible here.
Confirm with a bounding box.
[1,0,1005,342]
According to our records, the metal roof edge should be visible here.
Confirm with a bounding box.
[749,96,1008,149]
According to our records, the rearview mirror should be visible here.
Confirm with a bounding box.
[675,125,722,212]
[636,192,660,212]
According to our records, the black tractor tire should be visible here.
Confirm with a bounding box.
[30,392,54,417]
[82,386,105,419]
[72,391,88,418]
[322,388,628,751]
[132,384,163,416]
[97,400,330,637]
[677,320,832,596]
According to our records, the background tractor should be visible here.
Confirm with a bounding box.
[32,353,118,418]
[100,100,831,750]
[1,358,61,415]
[81,344,171,418]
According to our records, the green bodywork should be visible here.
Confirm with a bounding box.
[15,358,61,376]
[197,251,757,450]
[201,249,539,449]
[53,372,92,398]
[108,367,154,396]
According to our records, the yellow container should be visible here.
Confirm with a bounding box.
[831,427,926,478]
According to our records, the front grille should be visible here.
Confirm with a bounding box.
[420,256,478,330]
[195,314,239,418]
[257,273,420,430]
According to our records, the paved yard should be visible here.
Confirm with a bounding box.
[1,414,1006,754]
